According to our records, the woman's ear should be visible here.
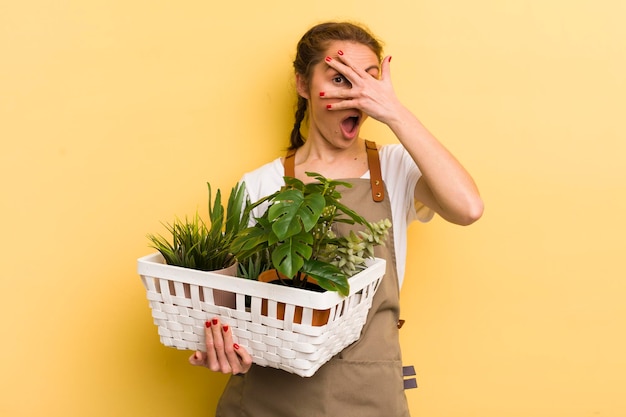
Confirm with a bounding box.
[295,73,310,99]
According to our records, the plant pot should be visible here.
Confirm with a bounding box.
[157,261,237,308]
[257,270,330,326]
[210,262,238,307]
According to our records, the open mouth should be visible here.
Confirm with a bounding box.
[340,115,361,138]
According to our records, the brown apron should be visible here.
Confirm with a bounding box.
[216,142,410,417]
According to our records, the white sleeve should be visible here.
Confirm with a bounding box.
[379,144,434,288]
[380,144,434,224]
[239,158,285,220]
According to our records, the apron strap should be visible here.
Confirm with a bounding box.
[284,148,296,177]
[365,140,385,202]
[283,141,384,202]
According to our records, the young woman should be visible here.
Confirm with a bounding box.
[190,21,483,416]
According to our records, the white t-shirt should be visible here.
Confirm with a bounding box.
[240,144,434,288]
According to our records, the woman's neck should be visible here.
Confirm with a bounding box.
[290,138,369,182]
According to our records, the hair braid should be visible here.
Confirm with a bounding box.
[289,96,307,150]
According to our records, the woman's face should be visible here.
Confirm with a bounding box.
[298,40,380,149]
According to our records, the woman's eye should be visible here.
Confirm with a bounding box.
[332,75,351,87]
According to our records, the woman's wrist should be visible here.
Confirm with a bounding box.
[386,106,427,145]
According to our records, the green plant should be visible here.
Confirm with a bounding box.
[316,218,392,277]
[148,181,250,271]
[237,249,272,280]
[230,173,390,296]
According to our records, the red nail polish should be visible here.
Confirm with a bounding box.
[325,56,332,62]
[337,50,344,56]
[326,104,332,109]
[205,321,211,328]
[212,318,218,325]
[319,92,325,97]
[222,324,229,332]
[233,343,240,350]
[389,56,392,62]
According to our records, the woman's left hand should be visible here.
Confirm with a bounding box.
[322,51,404,125]
[189,317,253,375]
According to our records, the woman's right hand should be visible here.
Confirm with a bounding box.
[188,317,253,375]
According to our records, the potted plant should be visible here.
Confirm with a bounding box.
[137,174,390,376]
[230,172,391,297]
[146,181,250,306]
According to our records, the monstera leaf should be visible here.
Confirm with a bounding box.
[268,189,325,239]
[271,230,314,278]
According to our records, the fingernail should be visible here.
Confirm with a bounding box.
[319,92,325,97]
[212,318,218,325]
[326,104,332,109]
[233,343,240,350]
[325,56,332,62]
[389,56,392,62]
[337,50,344,56]
[205,321,211,328]
[222,324,229,332]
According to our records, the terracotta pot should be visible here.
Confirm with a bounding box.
[257,269,331,326]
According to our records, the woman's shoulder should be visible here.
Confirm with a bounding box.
[379,143,420,174]
[240,157,285,202]
[242,157,283,179]
[379,143,408,160]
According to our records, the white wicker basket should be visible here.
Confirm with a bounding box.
[137,253,385,377]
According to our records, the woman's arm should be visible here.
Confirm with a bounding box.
[387,107,483,225]
[323,53,483,225]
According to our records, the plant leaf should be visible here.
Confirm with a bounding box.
[283,176,306,190]
[302,259,350,296]
[207,184,224,238]
[271,231,313,278]
[330,199,369,227]
[268,189,325,239]
[224,182,250,238]
[230,223,269,257]
[304,172,353,190]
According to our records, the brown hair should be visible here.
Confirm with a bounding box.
[289,22,384,150]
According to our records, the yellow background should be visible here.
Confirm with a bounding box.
[1,1,625,416]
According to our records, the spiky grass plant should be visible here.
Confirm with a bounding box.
[147,181,250,272]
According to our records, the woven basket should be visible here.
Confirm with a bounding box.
[137,253,385,377]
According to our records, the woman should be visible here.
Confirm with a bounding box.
[190,21,483,416]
